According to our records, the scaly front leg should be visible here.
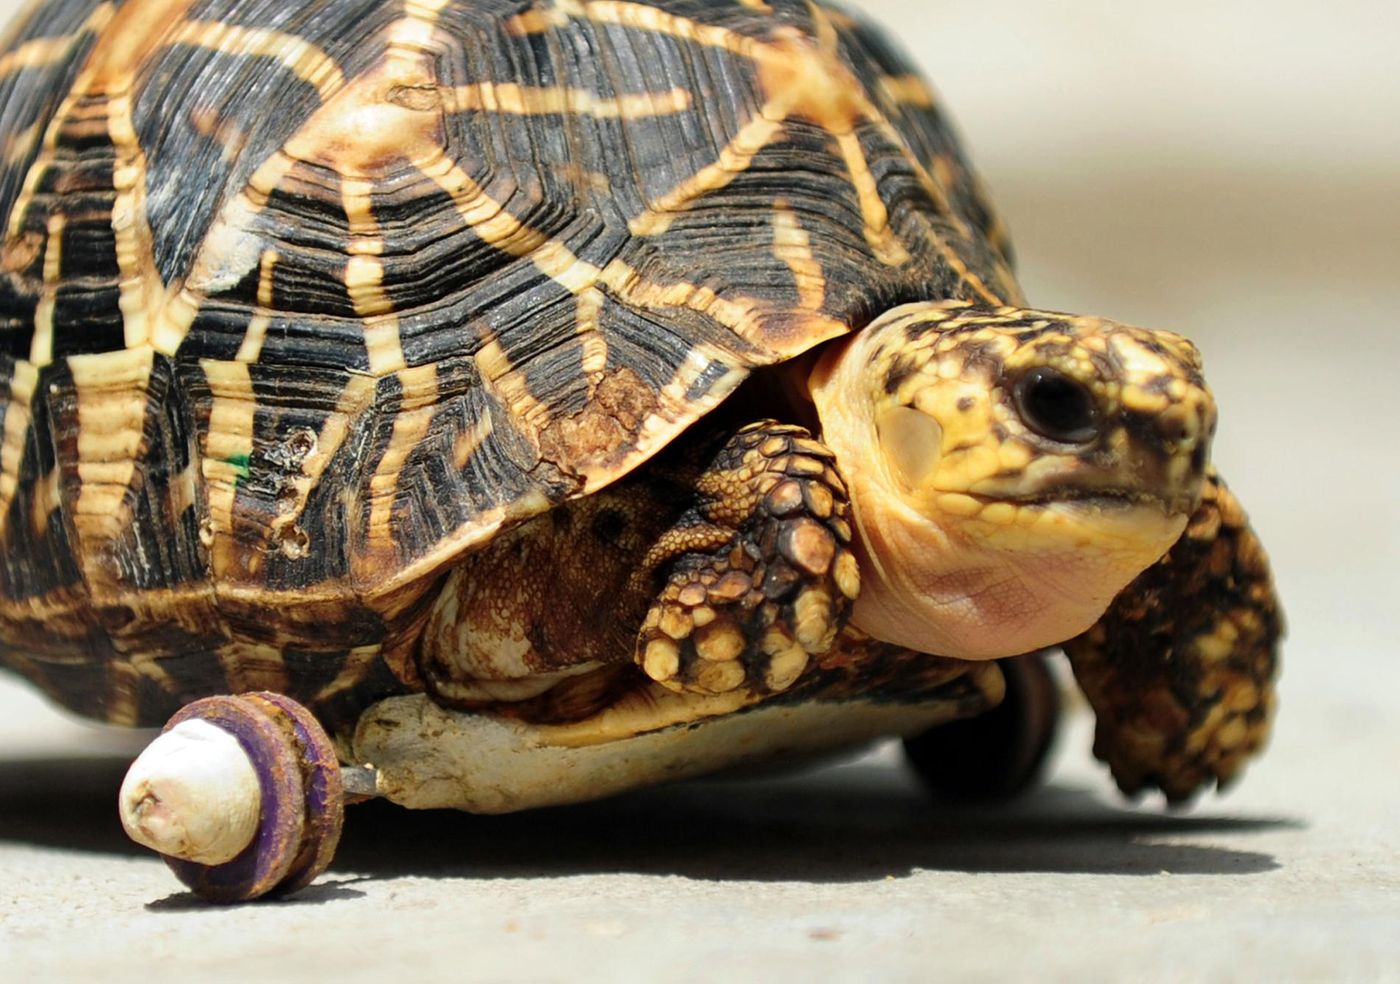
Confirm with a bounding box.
[1064,470,1283,802]
[419,419,859,705]
[636,420,862,695]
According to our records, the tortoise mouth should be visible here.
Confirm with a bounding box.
[961,488,1197,550]
[962,484,1200,519]
[1011,487,1197,515]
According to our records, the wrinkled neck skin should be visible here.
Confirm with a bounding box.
[838,467,1182,659]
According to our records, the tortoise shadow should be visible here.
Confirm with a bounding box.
[0,751,1299,885]
[145,880,371,910]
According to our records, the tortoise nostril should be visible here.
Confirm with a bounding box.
[1190,444,1208,474]
[1156,405,1200,449]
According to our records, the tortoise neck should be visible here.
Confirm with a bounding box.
[722,348,829,435]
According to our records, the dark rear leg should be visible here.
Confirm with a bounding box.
[902,652,1061,803]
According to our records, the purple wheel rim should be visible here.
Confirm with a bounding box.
[248,692,344,896]
[161,696,305,903]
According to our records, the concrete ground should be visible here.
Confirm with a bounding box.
[2,1,1397,981]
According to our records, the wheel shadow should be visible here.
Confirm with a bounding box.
[0,750,1298,886]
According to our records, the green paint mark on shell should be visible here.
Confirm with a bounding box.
[227,453,251,480]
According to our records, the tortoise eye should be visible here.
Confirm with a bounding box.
[1013,367,1099,443]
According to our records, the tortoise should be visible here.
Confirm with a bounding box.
[0,0,1282,902]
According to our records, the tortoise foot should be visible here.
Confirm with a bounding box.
[119,693,346,903]
[1063,471,1281,802]
[903,653,1060,803]
[636,421,859,696]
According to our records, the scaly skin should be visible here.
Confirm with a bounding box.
[635,420,860,696]
[418,418,861,704]
[1063,471,1281,802]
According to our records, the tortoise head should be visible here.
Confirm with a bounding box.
[809,302,1215,659]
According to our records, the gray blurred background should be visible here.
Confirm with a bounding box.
[1,1,1396,981]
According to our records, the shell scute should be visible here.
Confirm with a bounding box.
[0,0,1015,724]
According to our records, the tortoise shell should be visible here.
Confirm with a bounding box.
[0,0,1019,728]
